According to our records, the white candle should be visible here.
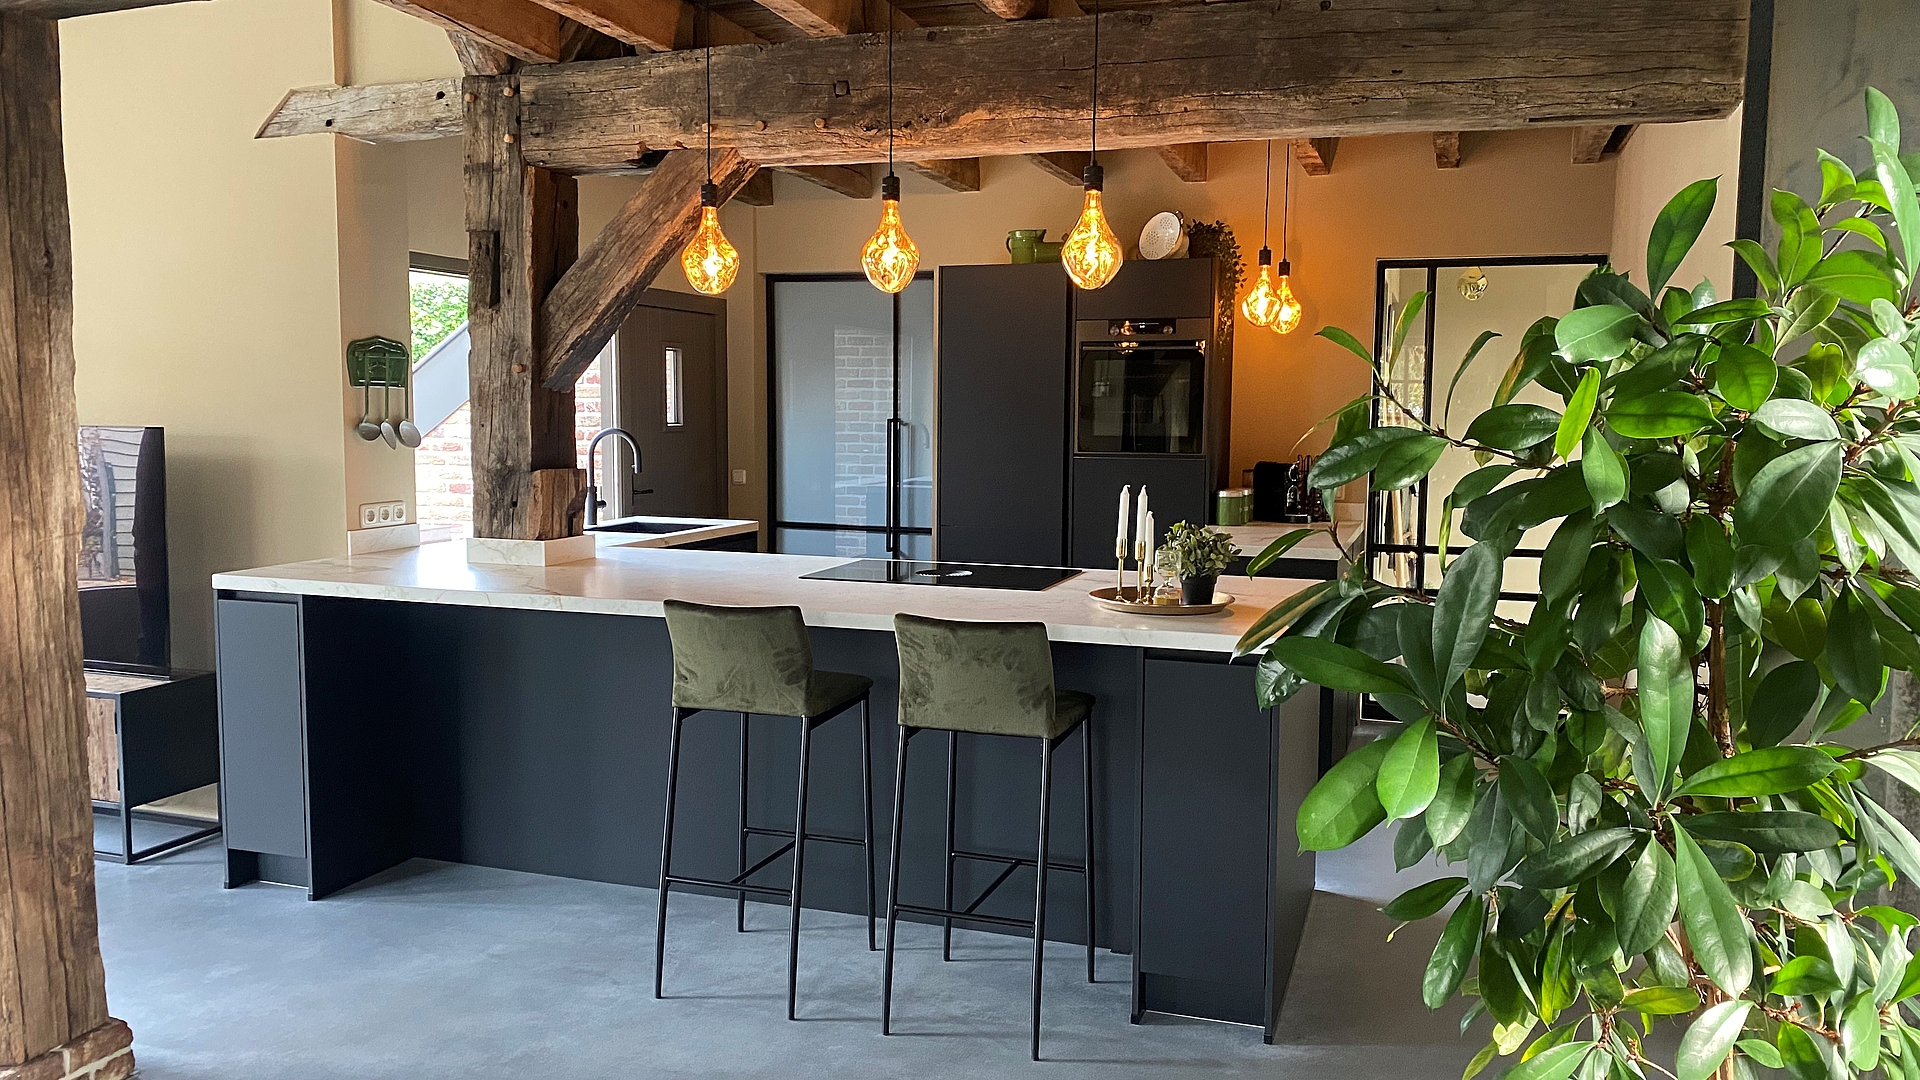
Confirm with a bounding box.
[1135,487,1150,561]
[1115,485,1132,560]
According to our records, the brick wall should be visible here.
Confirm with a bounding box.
[833,324,891,555]
[415,357,601,541]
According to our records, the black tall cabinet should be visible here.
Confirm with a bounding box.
[935,263,1073,566]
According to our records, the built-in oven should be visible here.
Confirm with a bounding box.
[1074,318,1211,455]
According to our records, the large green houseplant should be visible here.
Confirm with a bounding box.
[1241,91,1920,1080]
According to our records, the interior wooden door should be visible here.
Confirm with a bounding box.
[614,302,727,518]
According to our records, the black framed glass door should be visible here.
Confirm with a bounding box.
[768,273,934,558]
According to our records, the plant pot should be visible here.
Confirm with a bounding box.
[1180,574,1219,606]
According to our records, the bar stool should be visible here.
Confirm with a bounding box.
[881,613,1097,1061]
[656,600,877,1021]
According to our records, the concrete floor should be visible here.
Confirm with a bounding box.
[95,823,1476,1079]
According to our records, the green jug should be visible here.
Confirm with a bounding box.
[1006,229,1048,264]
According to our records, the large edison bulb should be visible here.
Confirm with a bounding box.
[1240,251,1283,328]
[862,175,919,294]
[1062,165,1122,290]
[681,185,739,296]
[1272,261,1304,335]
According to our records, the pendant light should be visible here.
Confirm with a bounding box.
[862,20,919,293]
[1240,141,1285,328]
[1060,0,1122,291]
[1269,142,1304,335]
[680,0,740,296]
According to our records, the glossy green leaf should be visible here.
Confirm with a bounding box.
[1433,540,1504,695]
[1443,330,1503,430]
[1673,297,1770,326]
[1686,516,1734,599]
[1381,876,1467,922]
[1426,754,1477,846]
[1685,810,1842,853]
[1728,239,1780,297]
[1235,579,1338,656]
[1377,716,1440,820]
[1465,404,1562,451]
[1311,426,1435,490]
[1842,992,1881,1071]
[1622,984,1700,1016]
[1771,188,1823,288]
[1733,441,1843,548]
[1775,1024,1824,1080]
[1829,585,1887,705]
[1779,286,1839,345]
[1647,177,1719,297]
[1673,825,1752,996]
[1616,836,1677,957]
[1865,748,1920,798]
[1296,736,1392,851]
[1606,391,1714,439]
[1736,1039,1783,1070]
[1771,954,1842,996]
[1674,746,1841,798]
[1714,343,1777,411]
[1868,88,1920,277]
[1391,291,1429,367]
[1858,337,1919,400]
[1580,427,1627,511]
[1751,399,1840,442]
[1676,1000,1754,1080]
[1246,527,1317,576]
[1554,304,1641,364]
[1637,616,1691,803]
[1555,368,1600,461]
[1806,248,1901,305]
[1498,755,1557,843]
[1266,636,1415,697]
[1509,827,1636,890]
[1503,1041,1592,1080]
[1316,325,1376,368]
[1421,888,1483,1008]
[1373,433,1449,492]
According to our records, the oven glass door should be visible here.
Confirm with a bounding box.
[1076,343,1205,454]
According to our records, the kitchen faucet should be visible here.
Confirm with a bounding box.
[584,428,641,528]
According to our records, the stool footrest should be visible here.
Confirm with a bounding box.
[892,900,1035,933]
[664,873,792,901]
[743,824,866,847]
[949,847,1089,876]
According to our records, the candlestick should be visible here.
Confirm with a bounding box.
[1115,485,1132,596]
[1135,486,1150,563]
[1143,510,1156,599]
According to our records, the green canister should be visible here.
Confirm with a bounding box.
[1215,488,1253,526]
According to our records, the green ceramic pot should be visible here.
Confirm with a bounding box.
[1007,229,1048,264]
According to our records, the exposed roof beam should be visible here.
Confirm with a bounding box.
[1028,152,1088,185]
[0,0,204,16]
[524,0,683,50]
[1572,123,1635,164]
[371,0,572,63]
[1432,131,1461,169]
[257,79,464,142]
[258,0,1747,172]
[750,0,853,35]
[733,170,776,205]
[778,164,872,198]
[449,30,517,74]
[1292,137,1337,176]
[974,0,1040,19]
[905,158,980,192]
[1155,143,1208,182]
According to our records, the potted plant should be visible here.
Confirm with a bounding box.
[1157,521,1240,604]
[1239,89,1920,1080]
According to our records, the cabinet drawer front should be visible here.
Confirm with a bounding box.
[216,598,308,858]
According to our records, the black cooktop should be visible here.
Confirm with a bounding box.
[801,559,1083,591]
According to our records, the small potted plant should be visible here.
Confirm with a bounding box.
[1155,521,1240,605]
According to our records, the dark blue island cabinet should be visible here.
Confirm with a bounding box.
[213,584,1320,1041]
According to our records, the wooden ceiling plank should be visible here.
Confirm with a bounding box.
[1292,137,1337,176]
[733,169,776,205]
[450,30,517,74]
[370,0,571,63]
[1155,142,1207,182]
[524,0,673,50]
[256,80,464,142]
[538,151,759,390]
[1432,130,1461,168]
[1028,151,1088,185]
[905,157,980,192]
[778,163,873,197]
[1571,124,1614,163]
[0,0,204,16]
[751,0,855,36]
[974,0,1039,19]
[258,0,1749,170]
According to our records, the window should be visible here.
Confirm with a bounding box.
[664,346,684,428]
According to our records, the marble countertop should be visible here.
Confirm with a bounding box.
[591,516,758,549]
[211,543,1325,653]
[1220,518,1361,562]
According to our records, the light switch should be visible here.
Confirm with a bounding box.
[732,469,748,485]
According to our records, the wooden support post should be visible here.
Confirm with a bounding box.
[1155,143,1208,182]
[905,157,980,192]
[1027,151,1089,185]
[1432,131,1461,169]
[0,15,131,1075]
[777,163,871,198]
[466,74,585,540]
[1292,137,1337,175]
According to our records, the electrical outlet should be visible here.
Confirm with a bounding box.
[732,469,748,486]
[360,503,380,527]
[359,501,408,528]
[389,501,407,524]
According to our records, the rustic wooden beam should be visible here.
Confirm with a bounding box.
[1571,123,1636,164]
[905,157,979,192]
[973,0,1039,19]
[0,0,202,16]
[1155,142,1208,182]
[449,29,516,74]
[0,13,119,1068]
[777,163,871,198]
[372,0,572,63]
[467,73,585,539]
[750,0,852,36]
[259,0,1748,170]
[1432,130,1461,169]
[1293,137,1337,176]
[733,168,775,205]
[523,0,754,50]
[257,79,464,142]
[1028,151,1088,185]
[538,150,757,391]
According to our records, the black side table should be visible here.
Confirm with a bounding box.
[86,668,221,863]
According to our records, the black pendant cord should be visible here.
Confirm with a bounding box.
[1089,0,1098,165]
[886,18,895,178]
[704,0,713,181]
[1280,142,1292,264]
[1262,140,1272,252]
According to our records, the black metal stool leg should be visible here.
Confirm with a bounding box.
[655,707,687,999]
[862,697,877,951]
[882,726,910,1036]
[1031,735,1055,1062]
[942,729,958,961]
[787,718,815,1021]
[1082,720,1096,983]
[738,711,750,934]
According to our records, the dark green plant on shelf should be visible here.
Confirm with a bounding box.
[1240,90,1920,1080]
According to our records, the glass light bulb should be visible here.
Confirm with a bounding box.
[1062,187,1123,290]
[862,197,919,294]
[1272,273,1304,335]
[681,204,739,296]
[1241,263,1283,328]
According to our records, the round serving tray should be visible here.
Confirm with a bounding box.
[1089,586,1235,617]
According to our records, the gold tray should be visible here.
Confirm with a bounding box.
[1089,586,1235,616]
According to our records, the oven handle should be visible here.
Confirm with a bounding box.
[1078,340,1207,352]
[886,416,901,557]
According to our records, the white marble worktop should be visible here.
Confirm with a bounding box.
[591,516,758,549]
[1220,518,1362,563]
[211,543,1324,653]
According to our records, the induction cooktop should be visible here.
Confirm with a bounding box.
[800,559,1083,591]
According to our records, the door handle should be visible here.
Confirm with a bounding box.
[886,417,902,556]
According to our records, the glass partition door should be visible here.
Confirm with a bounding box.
[769,274,934,558]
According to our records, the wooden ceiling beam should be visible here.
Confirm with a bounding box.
[1155,142,1208,183]
[1572,123,1635,163]
[521,0,755,50]
[905,157,980,192]
[538,151,758,390]
[974,0,1040,19]
[258,79,464,142]
[777,163,872,198]
[0,0,203,17]
[1432,131,1461,169]
[733,169,775,205]
[258,0,1748,171]
[371,0,572,63]
[1292,137,1337,176]
[450,30,516,74]
[751,0,853,36]
[1028,151,1088,185]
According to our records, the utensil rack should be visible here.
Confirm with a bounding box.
[346,336,409,387]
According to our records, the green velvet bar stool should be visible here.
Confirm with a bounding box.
[882,613,1097,1062]
[656,600,876,1021]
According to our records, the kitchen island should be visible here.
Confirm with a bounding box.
[210,543,1329,1040]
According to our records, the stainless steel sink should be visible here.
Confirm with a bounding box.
[586,519,700,535]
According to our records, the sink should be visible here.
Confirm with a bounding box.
[587,519,702,535]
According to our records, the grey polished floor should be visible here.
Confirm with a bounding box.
[96,824,1474,1079]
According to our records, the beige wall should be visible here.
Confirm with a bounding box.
[1610,112,1742,300]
